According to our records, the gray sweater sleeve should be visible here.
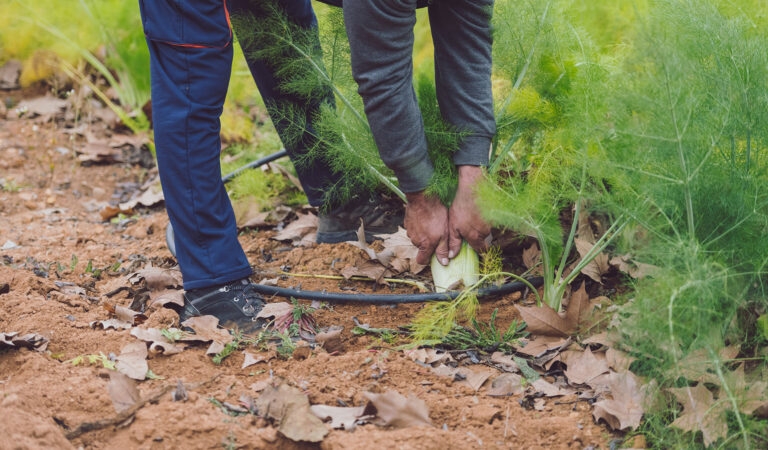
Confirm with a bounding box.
[344,0,495,193]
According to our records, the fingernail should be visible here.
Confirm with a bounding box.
[441,258,449,266]
[448,250,455,259]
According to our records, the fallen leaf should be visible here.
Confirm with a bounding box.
[256,302,293,320]
[0,332,49,351]
[118,180,165,210]
[15,96,68,118]
[181,315,233,355]
[515,304,570,337]
[592,371,646,431]
[562,282,595,332]
[103,303,147,326]
[405,348,455,366]
[513,335,570,358]
[456,367,494,392]
[129,266,183,291]
[254,382,328,442]
[340,260,390,284]
[487,373,524,397]
[242,351,273,369]
[362,391,432,428]
[107,371,141,414]
[605,348,634,372]
[130,327,187,355]
[490,352,519,372]
[116,341,149,381]
[530,378,571,397]
[310,404,366,430]
[272,212,318,245]
[668,384,729,446]
[315,326,344,354]
[522,242,541,273]
[564,347,609,385]
[574,238,610,283]
[609,254,659,279]
[91,318,133,331]
[727,364,768,416]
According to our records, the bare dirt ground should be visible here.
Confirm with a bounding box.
[0,86,623,449]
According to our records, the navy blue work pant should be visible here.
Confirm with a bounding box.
[139,0,335,289]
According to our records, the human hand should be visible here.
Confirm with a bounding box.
[405,190,450,266]
[448,165,492,258]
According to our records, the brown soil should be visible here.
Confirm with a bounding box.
[0,87,620,449]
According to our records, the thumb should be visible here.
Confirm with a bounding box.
[447,228,463,260]
[433,238,450,267]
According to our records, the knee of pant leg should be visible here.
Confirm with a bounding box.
[139,0,232,48]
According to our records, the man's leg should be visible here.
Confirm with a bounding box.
[139,0,252,290]
[229,0,337,208]
[231,0,404,243]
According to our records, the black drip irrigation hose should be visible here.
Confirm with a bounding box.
[222,149,289,184]
[169,148,541,304]
[248,277,544,304]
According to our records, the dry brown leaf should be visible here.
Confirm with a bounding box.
[456,367,494,392]
[513,335,570,358]
[180,315,233,355]
[130,327,187,355]
[256,302,293,320]
[430,364,458,378]
[90,318,133,330]
[118,181,165,210]
[340,260,389,284]
[15,96,68,118]
[405,348,454,366]
[487,373,524,397]
[522,243,541,273]
[254,382,328,442]
[0,332,49,351]
[564,347,609,385]
[676,345,741,385]
[668,384,728,446]
[592,371,646,431]
[490,352,519,373]
[728,364,768,416]
[107,371,141,414]
[379,228,427,274]
[609,254,659,279]
[362,391,432,428]
[116,341,149,381]
[563,282,594,331]
[242,351,273,369]
[605,348,635,372]
[574,238,610,283]
[315,326,344,354]
[310,404,366,430]
[515,304,570,337]
[129,266,183,291]
[272,212,318,244]
[347,227,426,275]
[147,289,184,309]
[530,378,571,397]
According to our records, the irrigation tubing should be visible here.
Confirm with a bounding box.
[170,148,540,304]
[248,277,544,304]
[221,149,289,184]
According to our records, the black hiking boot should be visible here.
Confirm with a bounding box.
[179,278,266,335]
[316,193,404,244]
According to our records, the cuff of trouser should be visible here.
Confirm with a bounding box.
[453,135,492,167]
[394,154,435,193]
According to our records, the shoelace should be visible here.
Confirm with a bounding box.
[229,282,264,316]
